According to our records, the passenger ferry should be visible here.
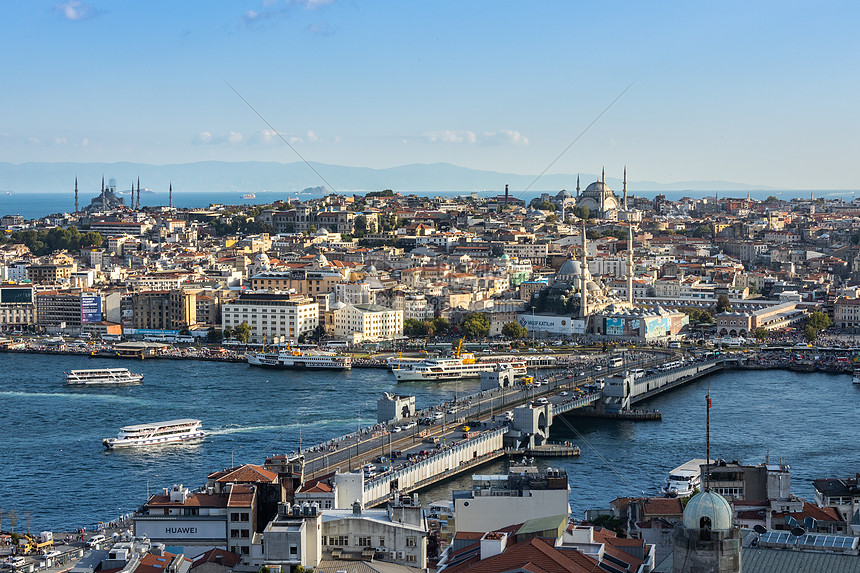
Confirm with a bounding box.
[853,367,860,385]
[102,419,205,449]
[66,368,143,386]
[662,458,713,497]
[391,354,527,382]
[247,348,351,370]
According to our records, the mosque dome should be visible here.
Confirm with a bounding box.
[584,181,612,195]
[500,253,510,261]
[367,264,378,275]
[558,259,582,278]
[313,253,329,265]
[585,280,601,292]
[683,491,733,531]
[254,252,270,265]
[315,227,329,236]
[556,189,573,200]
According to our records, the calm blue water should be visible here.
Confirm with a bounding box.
[2,190,852,221]
[2,353,857,531]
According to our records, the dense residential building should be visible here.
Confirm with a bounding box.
[131,290,197,331]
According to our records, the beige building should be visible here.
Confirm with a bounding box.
[131,290,197,331]
[222,293,318,344]
[332,303,403,343]
[834,297,860,332]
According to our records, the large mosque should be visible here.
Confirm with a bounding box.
[546,168,639,221]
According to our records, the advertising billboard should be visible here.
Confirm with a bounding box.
[134,519,226,541]
[80,296,102,323]
[518,314,574,336]
[0,287,33,304]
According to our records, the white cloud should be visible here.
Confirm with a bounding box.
[481,130,529,146]
[80,138,89,147]
[227,131,244,145]
[424,130,477,144]
[52,137,69,145]
[27,137,41,145]
[251,129,279,145]
[302,0,333,8]
[55,1,101,21]
[305,130,320,142]
[192,131,213,145]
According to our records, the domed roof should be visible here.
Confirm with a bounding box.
[315,227,329,235]
[313,253,329,265]
[255,252,270,264]
[683,491,733,530]
[500,253,510,260]
[556,188,573,200]
[558,259,582,277]
[584,181,612,194]
[585,280,601,292]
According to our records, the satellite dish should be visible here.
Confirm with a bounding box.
[790,526,805,537]
[753,524,767,534]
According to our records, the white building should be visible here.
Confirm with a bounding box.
[332,302,403,343]
[453,466,570,534]
[320,497,428,569]
[222,293,318,344]
[335,282,374,305]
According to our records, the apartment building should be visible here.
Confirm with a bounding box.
[222,293,318,344]
[131,290,197,331]
[332,303,403,343]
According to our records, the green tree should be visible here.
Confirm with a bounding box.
[367,189,394,197]
[205,328,223,344]
[354,214,367,237]
[546,213,558,223]
[754,327,769,340]
[803,310,832,341]
[462,313,490,339]
[576,205,590,220]
[234,321,251,343]
[765,195,779,203]
[591,514,625,536]
[502,322,528,339]
[715,295,732,314]
[431,317,450,337]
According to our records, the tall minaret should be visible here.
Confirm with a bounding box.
[623,166,628,210]
[169,182,173,209]
[576,174,580,197]
[74,177,79,213]
[580,219,588,319]
[100,176,105,211]
[136,177,141,210]
[627,224,634,306]
[601,166,605,183]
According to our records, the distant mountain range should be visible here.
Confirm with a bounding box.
[0,160,776,195]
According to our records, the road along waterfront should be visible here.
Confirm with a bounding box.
[3,352,858,530]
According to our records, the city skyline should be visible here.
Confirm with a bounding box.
[1,1,859,190]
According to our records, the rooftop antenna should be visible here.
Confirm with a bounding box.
[706,382,712,491]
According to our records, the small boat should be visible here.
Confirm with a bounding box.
[853,368,860,385]
[103,419,205,449]
[241,193,256,200]
[662,458,713,497]
[67,368,143,386]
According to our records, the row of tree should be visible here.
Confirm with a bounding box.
[404,317,451,337]
[1,227,104,255]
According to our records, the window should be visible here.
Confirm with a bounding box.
[289,545,298,555]
[406,555,417,563]
[406,536,417,547]
[231,529,240,538]
[231,512,240,521]
[379,537,386,547]
[357,537,372,547]
[328,536,348,546]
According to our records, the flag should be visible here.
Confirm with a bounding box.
[707,397,712,409]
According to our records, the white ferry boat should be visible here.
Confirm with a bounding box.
[247,348,351,370]
[391,354,527,382]
[66,368,143,386]
[662,458,713,497]
[853,367,860,385]
[102,419,205,449]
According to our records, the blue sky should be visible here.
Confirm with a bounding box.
[1,1,858,189]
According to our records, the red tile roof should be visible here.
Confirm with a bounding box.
[134,552,190,573]
[191,548,242,569]
[442,537,601,573]
[209,464,278,484]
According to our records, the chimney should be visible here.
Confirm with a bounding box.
[480,532,508,560]
[504,184,509,205]
[352,499,362,515]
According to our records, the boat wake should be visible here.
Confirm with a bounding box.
[208,424,295,436]
[0,391,147,405]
